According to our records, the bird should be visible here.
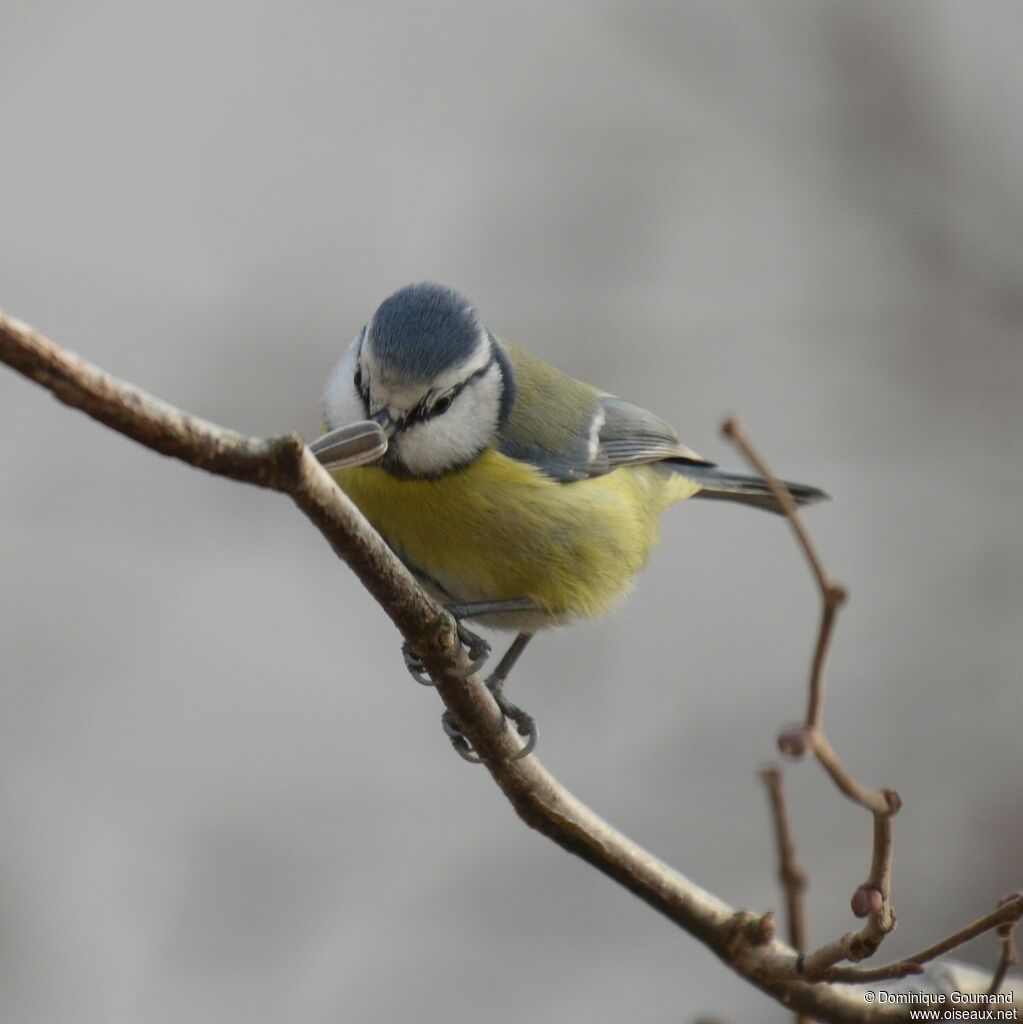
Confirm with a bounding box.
[309,282,826,760]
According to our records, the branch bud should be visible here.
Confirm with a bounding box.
[882,789,902,814]
[777,724,817,759]
[851,886,884,918]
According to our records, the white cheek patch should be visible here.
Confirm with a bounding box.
[396,363,502,475]
[323,335,366,429]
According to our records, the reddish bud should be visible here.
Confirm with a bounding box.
[777,724,817,759]
[851,886,884,918]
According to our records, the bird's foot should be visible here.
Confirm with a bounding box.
[442,676,538,764]
[400,608,536,763]
[401,621,491,687]
[452,622,492,678]
[402,640,434,686]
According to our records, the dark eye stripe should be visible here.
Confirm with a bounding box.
[399,354,496,431]
[353,329,370,414]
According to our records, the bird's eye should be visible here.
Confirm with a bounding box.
[353,364,363,393]
[431,392,454,417]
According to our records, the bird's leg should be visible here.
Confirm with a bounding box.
[483,632,537,755]
[398,599,538,762]
[443,632,536,764]
[485,629,533,692]
[401,598,537,685]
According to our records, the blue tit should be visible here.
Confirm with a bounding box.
[310,282,826,758]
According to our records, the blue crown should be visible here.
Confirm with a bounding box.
[369,283,483,384]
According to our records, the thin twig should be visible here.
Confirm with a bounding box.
[820,894,1023,983]
[986,893,1020,1011]
[807,597,844,730]
[721,418,849,747]
[812,735,894,817]
[761,766,808,954]
[723,417,899,973]
[761,766,812,1024]
[720,419,831,596]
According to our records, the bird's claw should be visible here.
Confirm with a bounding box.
[402,640,435,687]
[448,623,491,678]
[497,695,538,760]
[401,615,534,762]
[441,679,538,764]
[442,710,479,762]
[401,623,491,685]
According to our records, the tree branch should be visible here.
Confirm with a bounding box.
[1,310,1016,1023]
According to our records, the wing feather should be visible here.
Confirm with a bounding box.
[494,340,712,481]
[597,396,712,470]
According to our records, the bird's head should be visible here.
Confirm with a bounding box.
[317,283,513,476]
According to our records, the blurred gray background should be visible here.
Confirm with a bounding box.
[2,3,1021,1022]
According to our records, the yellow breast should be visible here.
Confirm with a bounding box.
[331,449,699,628]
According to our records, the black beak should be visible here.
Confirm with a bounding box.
[368,408,398,437]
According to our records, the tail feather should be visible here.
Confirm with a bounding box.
[673,463,828,515]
